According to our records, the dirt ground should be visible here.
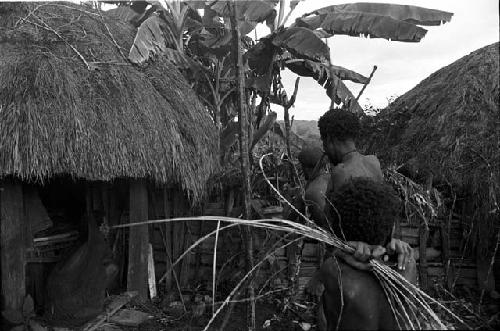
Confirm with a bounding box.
[135,297,316,331]
[25,284,499,330]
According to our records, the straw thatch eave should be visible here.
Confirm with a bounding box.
[0,2,218,201]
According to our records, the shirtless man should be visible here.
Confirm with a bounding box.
[315,109,413,270]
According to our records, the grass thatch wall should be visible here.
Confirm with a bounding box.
[364,42,499,254]
[0,2,218,201]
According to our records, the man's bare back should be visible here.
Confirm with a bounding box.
[319,256,398,330]
[303,153,383,228]
[329,153,383,193]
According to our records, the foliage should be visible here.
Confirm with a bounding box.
[119,1,453,170]
[247,1,452,112]
[384,166,444,226]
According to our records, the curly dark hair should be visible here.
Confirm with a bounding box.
[317,109,361,141]
[326,178,401,245]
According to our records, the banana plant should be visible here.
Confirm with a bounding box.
[119,0,202,67]
[121,0,453,114]
[246,1,453,113]
[119,1,453,156]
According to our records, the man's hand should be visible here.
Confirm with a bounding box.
[386,238,413,271]
[334,241,386,271]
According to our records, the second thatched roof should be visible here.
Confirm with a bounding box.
[0,2,218,200]
[366,42,499,189]
[363,42,499,254]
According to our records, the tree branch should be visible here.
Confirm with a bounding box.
[23,15,91,70]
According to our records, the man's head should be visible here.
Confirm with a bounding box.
[318,109,360,164]
[327,178,401,245]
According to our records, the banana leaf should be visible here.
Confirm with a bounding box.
[210,0,277,23]
[271,27,330,63]
[325,75,364,114]
[129,14,174,64]
[285,59,369,84]
[320,11,428,42]
[310,3,453,26]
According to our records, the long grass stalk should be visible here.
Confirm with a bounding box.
[212,220,221,317]
[374,272,405,330]
[257,265,288,296]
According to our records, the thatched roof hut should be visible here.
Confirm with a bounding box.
[0,2,218,314]
[365,42,499,256]
[0,2,218,200]
[366,42,498,187]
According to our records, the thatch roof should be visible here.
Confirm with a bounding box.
[366,42,498,187]
[364,42,499,251]
[0,3,218,200]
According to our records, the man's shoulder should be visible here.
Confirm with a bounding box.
[363,154,381,165]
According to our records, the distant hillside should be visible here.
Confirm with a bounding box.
[279,120,321,148]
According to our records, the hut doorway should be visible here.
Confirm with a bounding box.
[1,177,129,319]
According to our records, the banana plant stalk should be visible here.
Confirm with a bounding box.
[283,77,300,159]
[230,1,256,330]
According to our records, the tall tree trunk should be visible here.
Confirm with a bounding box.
[230,2,256,330]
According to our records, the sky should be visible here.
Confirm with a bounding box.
[263,0,499,120]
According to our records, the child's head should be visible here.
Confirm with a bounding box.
[327,178,401,245]
[298,147,324,180]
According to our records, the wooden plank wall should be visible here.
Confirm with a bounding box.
[150,200,292,294]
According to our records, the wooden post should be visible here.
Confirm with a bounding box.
[441,218,452,290]
[162,188,173,290]
[127,180,149,301]
[419,224,429,291]
[178,195,193,288]
[0,180,26,311]
[172,191,186,287]
[419,176,434,292]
